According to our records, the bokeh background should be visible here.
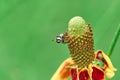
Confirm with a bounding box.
[0,0,120,80]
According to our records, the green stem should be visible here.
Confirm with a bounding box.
[108,24,120,57]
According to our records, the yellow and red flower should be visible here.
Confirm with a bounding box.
[51,16,117,80]
[51,50,116,80]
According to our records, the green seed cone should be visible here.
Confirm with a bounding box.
[64,16,95,67]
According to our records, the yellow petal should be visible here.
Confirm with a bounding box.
[51,58,74,80]
[105,68,115,78]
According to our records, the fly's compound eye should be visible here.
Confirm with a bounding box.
[56,33,66,43]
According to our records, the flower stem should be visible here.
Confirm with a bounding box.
[108,24,120,57]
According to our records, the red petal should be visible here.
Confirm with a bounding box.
[92,67,105,80]
[79,69,90,80]
[71,68,77,80]
[96,50,108,67]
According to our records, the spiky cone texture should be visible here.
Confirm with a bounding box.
[63,16,95,68]
[51,16,117,80]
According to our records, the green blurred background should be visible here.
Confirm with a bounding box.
[0,0,120,80]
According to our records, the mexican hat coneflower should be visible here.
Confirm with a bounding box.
[51,16,117,80]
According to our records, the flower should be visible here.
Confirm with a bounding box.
[51,50,116,80]
[52,16,117,80]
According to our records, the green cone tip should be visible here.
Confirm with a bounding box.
[68,16,88,36]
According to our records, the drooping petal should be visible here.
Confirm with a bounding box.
[51,58,74,80]
[92,66,105,80]
[95,50,115,69]
[79,68,91,80]
[95,50,117,78]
